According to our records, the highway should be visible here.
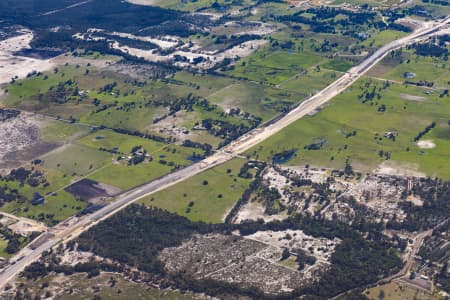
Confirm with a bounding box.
[0,15,449,290]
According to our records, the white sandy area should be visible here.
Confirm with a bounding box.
[374,160,426,177]
[87,28,179,49]
[234,201,288,223]
[111,38,266,69]
[417,139,435,149]
[245,229,340,262]
[0,30,55,85]
[125,0,160,6]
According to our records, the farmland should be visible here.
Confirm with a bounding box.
[226,47,326,85]
[1,0,450,298]
[246,67,450,179]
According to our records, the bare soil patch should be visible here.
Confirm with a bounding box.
[8,220,46,236]
[374,160,426,177]
[416,139,435,149]
[0,114,56,171]
[65,178,121,202]
[159,233,306,294]
[235,201,288,223]
[400,93,425,102]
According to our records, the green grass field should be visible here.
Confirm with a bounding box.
[171,71,236,98]
[208,81,306,121]
[278,67,340,94]
[0,168,87,225]
[78,129,197,189]
[361,30,408,49]
[147,0,253,12]
[227,47,326,85]
[40,144,111,177]
[321,59,353,72]
[40,121,93,144]
[78,129,167,153]
[2,63,266,143]
[0,127,203,223]
[139,158,253,223]
[381,54,450,90]
[80,105,166,132]
[89,158,188,190]
[246,78,450,179]
[365,282,439,300]
[0,237,10,258]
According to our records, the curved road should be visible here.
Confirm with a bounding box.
[0,15,449,290]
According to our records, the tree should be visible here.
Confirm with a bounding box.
[281,248,290,260]
[344,160,353,176]
[378,289,385,300]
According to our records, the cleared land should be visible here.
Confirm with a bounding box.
[364,281,440,300]
[139,158,253,223]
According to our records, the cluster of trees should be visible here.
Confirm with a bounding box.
[213,34,261,50]
[0,225,39,255]
[110,128,173,144]
[73,204,402,299]
[182,140,213,156]
[0,168,49,207]
[413,121,436,142]
[0,185,25,208]
[294,249,317,271]
[202,117,261,148]
[422,0,449,6]
[23,258,123,280]
[357,84,385,104]
[410,43,449,58]
[439,35,450,46]
[77,206,218,275]
[304,139,327,151]
[0,108,20,122]
[0,0,198,39]
[127,146,147,166]
[404,80,434,87]
[388,177,450,231]
[11,76,82,105]
[254,185,286,215]
[405,5,432,17]
[3,168,47,187]
[272,149,297,164]
[276,7,410,36]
